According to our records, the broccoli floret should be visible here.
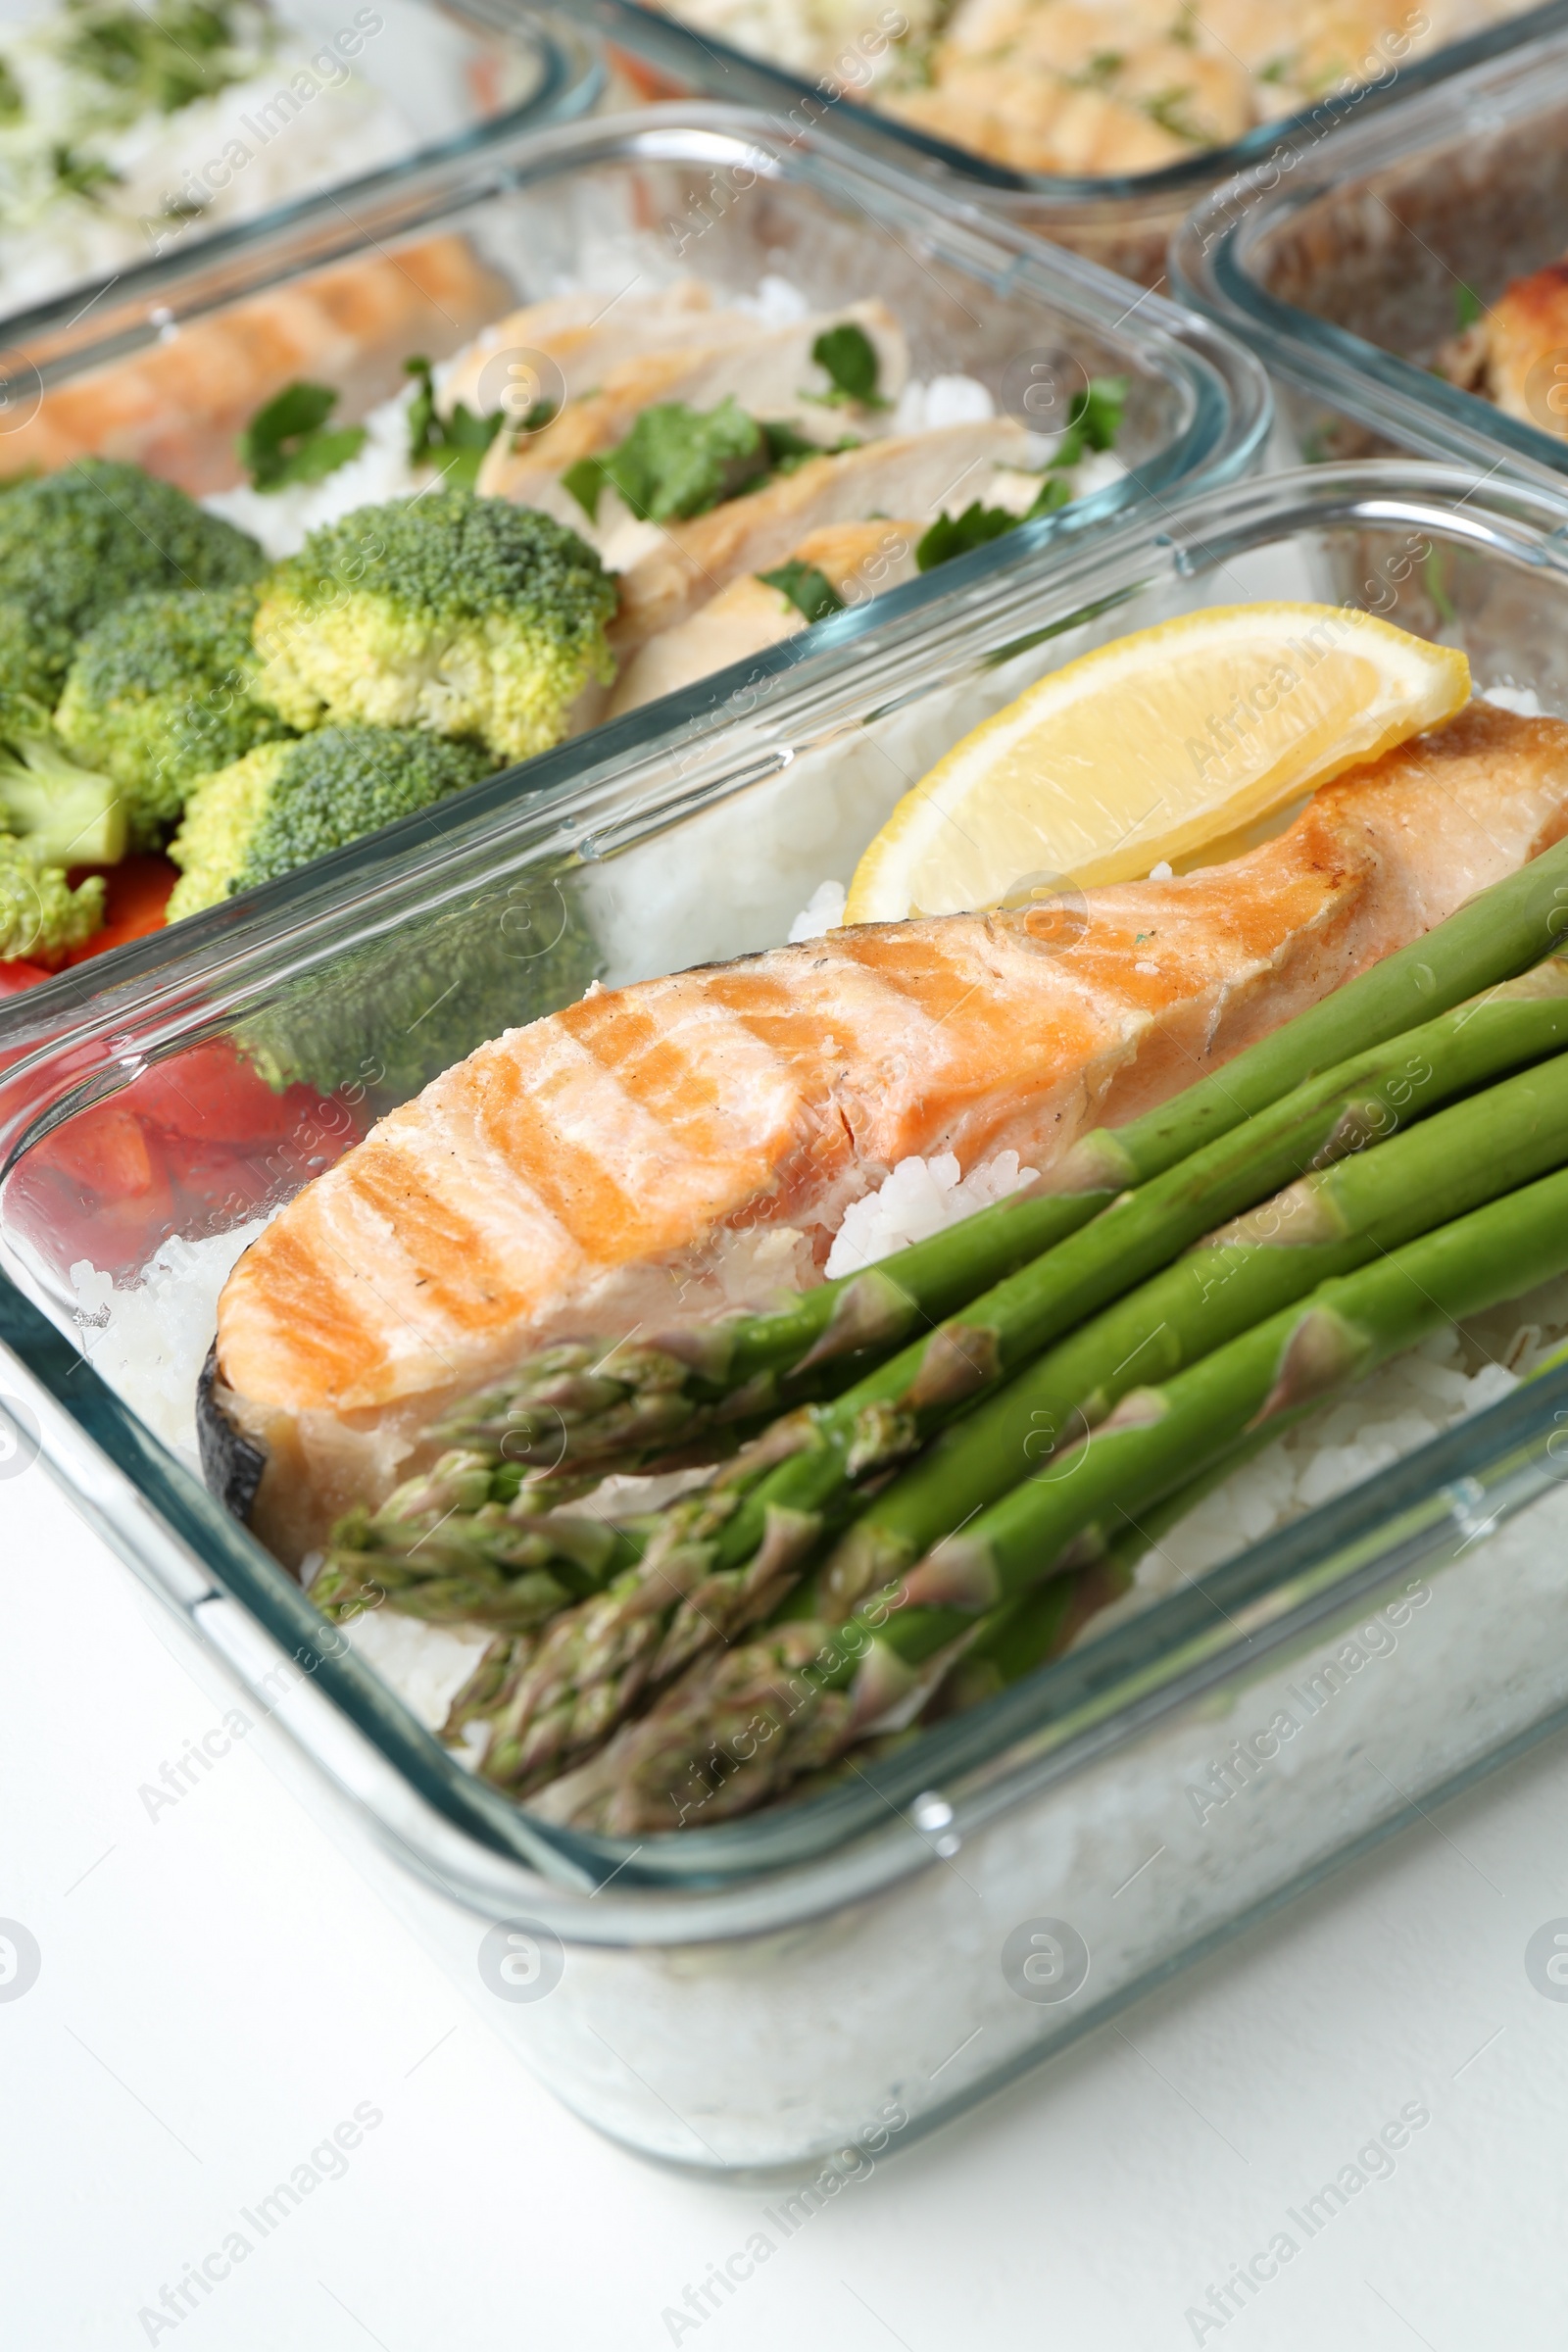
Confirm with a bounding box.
[55,584,292,848]
[0,838,105,961]
[237,860,603,1102]
[251,490,618,762]
[0,689,126,866]
[0,459,265,701]
[166,725,491,919]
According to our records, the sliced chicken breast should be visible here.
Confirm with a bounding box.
[610,416,1031,650]
[607,517,923,715]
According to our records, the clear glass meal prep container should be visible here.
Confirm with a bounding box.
[0,99,1266,1040]
[0,2,604,318]
[1172,27,1568,492]
[8,459,1568,2178]
[585,0,1568,288]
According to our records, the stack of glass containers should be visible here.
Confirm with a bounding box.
[587,0,1568,285]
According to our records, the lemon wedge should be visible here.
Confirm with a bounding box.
[845,603,1471,922]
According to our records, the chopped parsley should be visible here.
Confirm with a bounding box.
[60,0,258,117]
[756,561,846,622]
[806,322,890,410]
[1453,283,1485,332]
[1142,85,1207,143]
[1067,49,1125,88]
[1051,373,1128,468]
[916,475,1072,570]
[913,372,1127,571]
[239,380,366,494]
[564,398,858,525]
[404,355,507,490]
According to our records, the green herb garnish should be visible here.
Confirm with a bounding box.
[916,473,1073,571]
[1040,374,1128,473]
[1142,85,1206,143]
[563,399,857,524]
[756,561,846,622]
[0,58,24,126]
[1068,49,1125,86]
[761,417,859,472]
[239,381,366,494]
[806,322,890,410]
[51,140,118,201]
[564,395,774,524]
[404,356,507,491]
[1454,283,1485,332]
[61,0,252,116]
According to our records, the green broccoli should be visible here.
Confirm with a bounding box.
[237,859,603,1102]
[0,689,126,866]
[0,458,265,701]
[250,490,618,763]
[0,840,105,962]
[166,725,492,920]
[55,583,293,848]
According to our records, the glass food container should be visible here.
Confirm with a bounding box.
[586,0,1568,287]
[7,460,1568,2174]
[0,2,603,318]
[1171,27,1568,490]
[0,101,1266,1039]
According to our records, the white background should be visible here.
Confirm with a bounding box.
[6,1458,1568,2350]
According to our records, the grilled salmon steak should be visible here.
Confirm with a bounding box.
[1,236,509,496]
[213,701,1568,1560]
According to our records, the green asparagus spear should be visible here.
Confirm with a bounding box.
[867,1157,1568,1685]
[474,959,1568,1790]
[547,1159,1568,1830]
[819,1038,1568,1611]
[311,1448,645,1632]
[429,828,1568,1473]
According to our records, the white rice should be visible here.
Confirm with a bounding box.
[824,1150,1040,1277]
[61,1217,277,1475]
[1082,1293,1568,1647]
[0,22,413,313]
[1482,681,1545,717]
[204,373,430,560]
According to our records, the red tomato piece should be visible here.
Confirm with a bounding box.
[64,854,177,963]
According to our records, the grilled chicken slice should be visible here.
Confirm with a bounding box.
[609,417,1030,650]
[210,702,1568,1561]
[0,237,509,496]
[607,517,923,715]
[475,298,909,528]
[1479,262,1568,437]
[436,278,760,424]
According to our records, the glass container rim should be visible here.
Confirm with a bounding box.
[0,4,607,344]
[588,0,1568,207]
[1170,25,1568,487]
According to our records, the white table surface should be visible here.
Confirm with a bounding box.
[7,1453,1568,2351]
